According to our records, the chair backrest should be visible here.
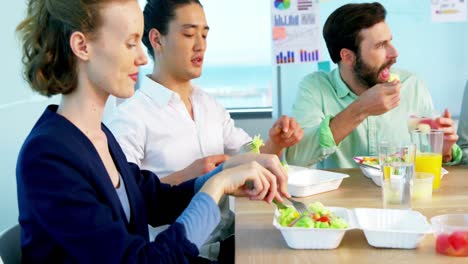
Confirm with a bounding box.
[0,225,21,264]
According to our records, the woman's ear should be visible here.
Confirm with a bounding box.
[339,48,356,66]
[69,31,90,61]
[148,28,163,53]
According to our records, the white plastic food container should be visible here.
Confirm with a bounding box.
[353,208,432,249]
[287,165,349,197]
[274,206,432,250]
[273,207,354,249]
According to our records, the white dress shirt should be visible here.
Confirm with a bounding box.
[105,75,251,178]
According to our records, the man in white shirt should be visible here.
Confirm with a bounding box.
[105,1,303,262]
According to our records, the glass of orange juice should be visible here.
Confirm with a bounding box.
[410,129,443,190]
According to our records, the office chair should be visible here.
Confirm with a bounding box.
[0,224,21,264]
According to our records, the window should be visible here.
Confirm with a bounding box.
[138,0,273,112]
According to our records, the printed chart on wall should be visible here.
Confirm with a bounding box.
[431,0,467,22]
[271,0,321,65]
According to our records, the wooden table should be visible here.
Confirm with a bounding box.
[235,166,468,264]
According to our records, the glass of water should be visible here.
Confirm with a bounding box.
[378,142,416,209]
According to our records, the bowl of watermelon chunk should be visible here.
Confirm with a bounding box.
[431,214,468,257]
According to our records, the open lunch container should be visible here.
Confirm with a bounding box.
[287,165,349,197]
[273,207,432,250]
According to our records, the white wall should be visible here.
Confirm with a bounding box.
[0,1,59,231]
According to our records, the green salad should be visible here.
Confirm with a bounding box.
[248,135,288,172]
[278,202,348,229]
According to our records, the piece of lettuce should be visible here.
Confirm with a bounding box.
[250,135,264,154]
[278,207,300,226]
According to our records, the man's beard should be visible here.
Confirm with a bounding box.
[353,53,396,88]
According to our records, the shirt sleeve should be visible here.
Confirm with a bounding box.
[443,144,463,166]
[175,192,221,249]
[219,103,252,155]
[194,164,224,192]
[286,75,337,167]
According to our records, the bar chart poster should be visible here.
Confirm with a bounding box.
[272,0,321,65]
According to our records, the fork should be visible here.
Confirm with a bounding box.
[285,196,308,214]
[238,141,255,154]
[272,198,288,210]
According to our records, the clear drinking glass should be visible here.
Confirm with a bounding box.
[378,142,415,209]
[410,129,444,190]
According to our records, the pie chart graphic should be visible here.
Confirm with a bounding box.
[274,0,291,10]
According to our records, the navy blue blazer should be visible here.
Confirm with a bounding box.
[17,105,203,263]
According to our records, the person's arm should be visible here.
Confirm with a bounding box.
[436,109,461,164]
[131,163,222,250]
[261,116,304,157]
[330,80,401,144]
[160,154,229,185]
[218,101,252,155]
[191,153,290,202]
[442,144,463,166]
[140,153,289,248]
[286,76,340,167]
[18,136,201,263]
[286,75,401,167]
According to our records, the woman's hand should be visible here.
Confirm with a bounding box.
[200,161,282,204]
[223,153,289,199]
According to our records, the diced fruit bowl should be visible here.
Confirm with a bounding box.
[431,214,468,257]
[407,114,440,132]
[353,156,380,179]
[354,156,448,187]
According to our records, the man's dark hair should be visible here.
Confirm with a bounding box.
[143,0,202,60]
[323,2,387,64]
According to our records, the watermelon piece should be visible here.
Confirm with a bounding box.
[448,231,468,251]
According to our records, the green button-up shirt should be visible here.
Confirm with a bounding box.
[286,68,462,169]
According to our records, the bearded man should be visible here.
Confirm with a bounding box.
[286,2,462,169]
